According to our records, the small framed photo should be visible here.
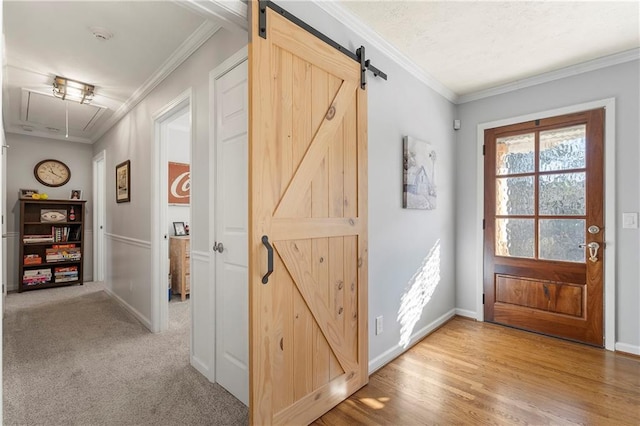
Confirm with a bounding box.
[20,189,39,199]
[173,222,186,236]
[70,189,82,200]
[116,160,131,203]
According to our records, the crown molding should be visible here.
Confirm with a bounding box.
[91,20,221,143]
[5,124,92,144]
[457,48,640,104]
[312,0,458,103]
[178,0,247,31]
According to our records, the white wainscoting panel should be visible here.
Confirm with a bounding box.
[104,233,153,330]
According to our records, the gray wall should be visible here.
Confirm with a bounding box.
[455,60,640,350]
[92,28,246,325]
[281,2,457,369]
[5,133,94,290]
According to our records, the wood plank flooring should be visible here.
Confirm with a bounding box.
[313,317,640,425]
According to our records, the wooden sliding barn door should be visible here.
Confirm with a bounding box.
[248,2,368,425]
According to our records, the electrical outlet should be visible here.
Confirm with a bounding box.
[375,315,383,335]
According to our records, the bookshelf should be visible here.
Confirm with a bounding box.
[19,199,86,292]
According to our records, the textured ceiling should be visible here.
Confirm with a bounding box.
[340,1,640,95]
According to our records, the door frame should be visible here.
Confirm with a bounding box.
[475,98,616,350]
[208,45,249,401]
[151,89,193,333]
[92,150,106,282]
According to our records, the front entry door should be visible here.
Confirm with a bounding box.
[249,2,369,425]
[484,109,604,346]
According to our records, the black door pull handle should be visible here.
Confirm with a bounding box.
[262,235,273,284]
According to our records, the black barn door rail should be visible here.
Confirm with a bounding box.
[257,0,388,89]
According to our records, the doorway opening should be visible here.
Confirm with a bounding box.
[92,150,106,283]
[151,90,192,335]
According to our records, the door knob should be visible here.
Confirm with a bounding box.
[213,242,224,253]
[579,242,600,262]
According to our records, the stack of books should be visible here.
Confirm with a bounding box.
[52,226,71,242]
[46,246,81,263]
[54,266,78,283]
[23,268,52,286]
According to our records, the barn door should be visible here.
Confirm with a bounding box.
[249,2,368,424]
[484,109,605,346]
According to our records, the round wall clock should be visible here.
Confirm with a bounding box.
[34,159,71,187]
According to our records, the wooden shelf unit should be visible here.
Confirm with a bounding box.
[169,236,190,301]
[19,199,86,292]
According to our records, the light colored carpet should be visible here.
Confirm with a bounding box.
[3,282,248,425]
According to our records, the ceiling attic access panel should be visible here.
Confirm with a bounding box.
[20,89,105,138]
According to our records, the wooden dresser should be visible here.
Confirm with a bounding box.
[169,236,190,301]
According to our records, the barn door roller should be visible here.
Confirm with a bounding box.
[257,0,388,89]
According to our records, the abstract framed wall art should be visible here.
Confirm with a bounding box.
[403,136,436,210]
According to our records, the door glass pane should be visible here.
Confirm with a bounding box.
[540,125,586,172]
[496,176,534,215]
[495,218,534,258]
[539,219,586,262]
[539,172,586,215]
[496,133,535,175]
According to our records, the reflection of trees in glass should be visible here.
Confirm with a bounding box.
[540,219,585,262]
[503,219,534,258]
[540,130,585,172]
[501,151,534,175]
[540,173,585,215]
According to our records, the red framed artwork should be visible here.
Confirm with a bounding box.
[168,162,190,205]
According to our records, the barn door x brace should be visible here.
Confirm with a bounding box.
[257,0,388,89]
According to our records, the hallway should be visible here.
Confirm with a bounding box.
[3,283,247,425]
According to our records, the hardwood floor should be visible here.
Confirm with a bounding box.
[313,317,640,425]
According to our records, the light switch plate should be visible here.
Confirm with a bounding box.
[622,212,638,229]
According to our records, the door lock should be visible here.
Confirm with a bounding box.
[579,242,600,262]
[213,242,224,253]
[588,225,601,234]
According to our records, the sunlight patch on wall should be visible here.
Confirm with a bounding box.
[397,240,441,348]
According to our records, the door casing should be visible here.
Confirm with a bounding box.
[475,98,616,350]
[92,150,106,282]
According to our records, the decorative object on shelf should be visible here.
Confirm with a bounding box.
[69,207,76,221]
[173,222,186,236]
[168,162,190,205]
[34,159,71,187]
[116,160,131,203]
[52,76,95,104]
[185,224,190,235]
[19,189,39,199]
[403,136,437,210]
[41,209,67,223]
[70,189,82,200]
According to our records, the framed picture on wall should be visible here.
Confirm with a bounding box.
[168,162,190,205]
[116,160,131,203]
[403,136,437,210]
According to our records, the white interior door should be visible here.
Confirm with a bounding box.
[214,57,249,405]
[93,151,106,282]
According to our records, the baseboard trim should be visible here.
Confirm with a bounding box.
[615,342,640,356]
[104,286,153,331]
[455,308,476,319]
[368,308,456,374]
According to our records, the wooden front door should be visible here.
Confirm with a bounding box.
[484,109,604,346]
[248,2,368,425]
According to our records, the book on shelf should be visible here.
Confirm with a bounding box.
[23,235,54,244]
